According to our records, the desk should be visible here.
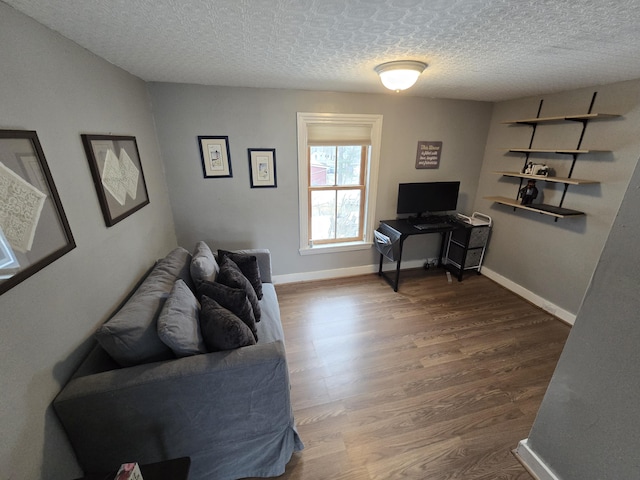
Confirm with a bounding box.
[377,219,456,291]
[73,457,190,480]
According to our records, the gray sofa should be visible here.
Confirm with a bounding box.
[54,244,303,480]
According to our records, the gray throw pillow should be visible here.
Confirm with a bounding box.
[191,241,219,285]
[217,257,262,322]
[199,296,257,351]
[197,280,257,341]
[157,279,206,357]
[218,249,263,299]
[95,247,192,367]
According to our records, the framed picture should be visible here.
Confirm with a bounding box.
[198,136,232,178]
[0,129,76,295]
[248,148,277,188]
[81,134,150,227]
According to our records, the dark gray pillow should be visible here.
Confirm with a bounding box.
[197,280,257,341]
[199,296,257,352]
[217,257,261,322]
[157,279,206,357]
[191,241,219,285]
[218,249,263,299]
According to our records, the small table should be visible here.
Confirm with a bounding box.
[74,457,190,480]
[377,219,457,291]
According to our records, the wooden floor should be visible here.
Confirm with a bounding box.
[263,269,570,480]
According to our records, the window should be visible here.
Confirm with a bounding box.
[297,113,383,254]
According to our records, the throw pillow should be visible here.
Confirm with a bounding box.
[218,249,263,299]
[197,280,258,341]
[95,247,192,367]
[217,257,262,322]
[199,296,257,351]
[157,279,206,357]
[191,241,219,285]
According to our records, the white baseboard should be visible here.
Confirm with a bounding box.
[480,267,576,325]
[272,259,426,285]
[273,263,576,326]
[513,439,562,480]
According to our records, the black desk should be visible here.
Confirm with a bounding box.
[377,219,457,291]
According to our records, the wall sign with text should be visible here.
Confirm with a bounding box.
[415,141,442,169]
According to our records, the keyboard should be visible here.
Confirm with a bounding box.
[413,222,451,230]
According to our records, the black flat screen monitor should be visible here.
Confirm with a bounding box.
[396,181,460,217]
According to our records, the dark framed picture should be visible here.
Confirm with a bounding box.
[0,129,76,295]
[248,148,277,188]
[81,134,150,227]
[198,136,232,178]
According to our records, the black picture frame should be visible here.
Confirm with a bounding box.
[0,129,76,295]
[198,136,232,178]
[248,148,277,188]
[81,134,150,227]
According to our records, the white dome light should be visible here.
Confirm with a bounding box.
[374,60,428,92]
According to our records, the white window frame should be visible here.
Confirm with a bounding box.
[297,112,383,255]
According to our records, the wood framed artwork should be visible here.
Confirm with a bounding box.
[198,136,232,178]
[248,148,277,188]
[81,134,150,227]
[0,129,76,295]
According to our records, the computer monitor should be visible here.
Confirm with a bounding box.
[396,181,460,218]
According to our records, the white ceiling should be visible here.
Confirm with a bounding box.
[5,0,640,101]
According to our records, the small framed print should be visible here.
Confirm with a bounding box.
[198,136,232,178]
[248,148,277,188]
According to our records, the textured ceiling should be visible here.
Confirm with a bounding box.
[5,0,640,101]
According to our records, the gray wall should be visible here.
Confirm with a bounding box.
[147,83,493,276]
[0,4,177,479]
[474,81,640,314]
[524,147,640,479]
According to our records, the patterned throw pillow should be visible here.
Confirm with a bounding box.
[217,250,263,299]
[199,296,257,351]
[217,257,262,322]
[197,280,257,341]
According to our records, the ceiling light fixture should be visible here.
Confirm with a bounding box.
[374,60,428,92]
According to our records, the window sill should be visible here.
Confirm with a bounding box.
[299,241,373,256]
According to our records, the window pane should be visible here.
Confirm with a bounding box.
[336,190,361,239]
[336,146,363,186]
[310,146,336,186]
[310,190,336,240]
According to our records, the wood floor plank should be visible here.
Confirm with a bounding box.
[248,271,570,479]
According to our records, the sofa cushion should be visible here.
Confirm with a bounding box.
[217,257,262,322]
[191,241,219,285]
[218,249,263,299]
[197,280,258,341]
[157,279,206,357]
[199,296,257,351]
[95,247,192,367]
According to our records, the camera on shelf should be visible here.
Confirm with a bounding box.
[522,162,551,176]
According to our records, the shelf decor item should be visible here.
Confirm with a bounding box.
[0,129,76,295]
[248,148,277,188]
[81,134,150,227]
[198,135,232,178]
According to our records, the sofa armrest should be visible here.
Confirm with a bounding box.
[234,248,272,283]
[54,341,292,473]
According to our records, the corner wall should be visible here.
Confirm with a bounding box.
[518,144,640,479]
[0,4,177,479]
[474,81,640,316]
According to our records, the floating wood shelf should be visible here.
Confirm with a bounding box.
[492,171,599,185]
[507,148,609,155]
[502,113,621,125]
[484,196,585,218]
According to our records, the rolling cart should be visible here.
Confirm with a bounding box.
[444,212,492,281]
